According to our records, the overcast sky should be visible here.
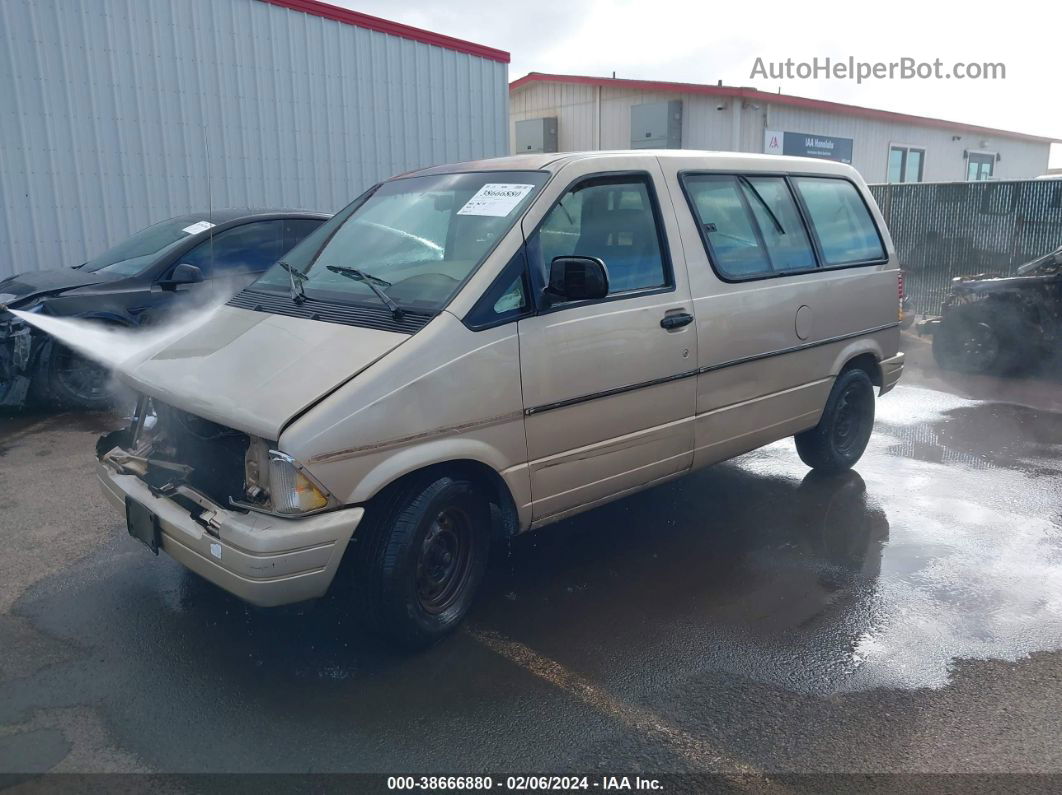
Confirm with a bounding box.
[337,0,1061,168]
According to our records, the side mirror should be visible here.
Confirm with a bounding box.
[161,263,204,289]
[545,256,609,303]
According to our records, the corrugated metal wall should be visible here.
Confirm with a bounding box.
[870,179,1062,313]
[0,0,509,277]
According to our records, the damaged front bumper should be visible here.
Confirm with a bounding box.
[0,317,36,408]
[97,442,363,607]
[917,316,942,336]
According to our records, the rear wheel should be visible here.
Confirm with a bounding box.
[350,473,490,649]
[795,368,876,473]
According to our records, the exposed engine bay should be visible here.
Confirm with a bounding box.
[97,397,334,518]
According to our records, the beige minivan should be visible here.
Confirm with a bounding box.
[96,151,904,647]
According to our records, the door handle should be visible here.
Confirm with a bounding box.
[660,312,694,330]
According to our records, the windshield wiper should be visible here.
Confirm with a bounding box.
[325,265,404,320]
[277,261,307,304]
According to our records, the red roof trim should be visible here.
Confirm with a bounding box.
[510,73,1061,144]
[256,0,510,63]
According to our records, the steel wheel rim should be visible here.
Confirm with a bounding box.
[833,384,869,456]
[416,506,473,614]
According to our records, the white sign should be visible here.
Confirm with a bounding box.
[181,220,216,235]
[764,129,784,155]
[457,184,535,217]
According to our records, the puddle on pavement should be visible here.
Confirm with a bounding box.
[474,385,1062,694]
[10,385,1062,703]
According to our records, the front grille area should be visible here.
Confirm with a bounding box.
[151,402,249,507]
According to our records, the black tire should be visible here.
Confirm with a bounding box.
[33,339,117,410]
[931,302,1033,375]
[350,473,490,649]
[795,368,876,473]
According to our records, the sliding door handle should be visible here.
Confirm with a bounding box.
[660,312,694,330]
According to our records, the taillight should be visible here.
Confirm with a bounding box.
[897,272,905,321]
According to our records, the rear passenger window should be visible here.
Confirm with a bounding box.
[742,177,816,271]
[792,177,885,265]
[535,175,668,294]
[684,175,814,278]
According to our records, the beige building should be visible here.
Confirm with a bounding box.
[510,73,1058,183]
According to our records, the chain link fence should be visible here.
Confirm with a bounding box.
[869,180,1062,315]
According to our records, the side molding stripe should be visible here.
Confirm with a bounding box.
[523,322,899,416]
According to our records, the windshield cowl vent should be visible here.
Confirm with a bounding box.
[227,289,435,334]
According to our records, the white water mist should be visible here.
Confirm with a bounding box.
[10,301,225,374]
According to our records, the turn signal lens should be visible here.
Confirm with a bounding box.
[267,451,329,514]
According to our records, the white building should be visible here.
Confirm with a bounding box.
[0,0,511,277]
[510,73,1058,184]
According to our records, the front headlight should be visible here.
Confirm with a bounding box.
[267,451,330,514]
[242,438,332,515]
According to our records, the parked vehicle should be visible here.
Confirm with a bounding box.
[0,210,329,409]
[95,152,903,648]
[921,244,1062,374]
[899,269,915,329]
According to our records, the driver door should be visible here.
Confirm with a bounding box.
[517,159,698,524]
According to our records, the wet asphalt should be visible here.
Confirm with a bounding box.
[2,337,1062,784]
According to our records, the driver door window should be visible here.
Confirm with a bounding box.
[180,220,287,278]
[535,176,669,294]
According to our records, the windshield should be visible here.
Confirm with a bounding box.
[81,216,216,277]
[250,171,549,313]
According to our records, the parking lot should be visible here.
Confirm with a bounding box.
[2,335,1061,786]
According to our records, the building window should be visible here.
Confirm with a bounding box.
[967,152,996,181]
[887,146,925,183]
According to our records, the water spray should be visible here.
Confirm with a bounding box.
[9,299,226,377]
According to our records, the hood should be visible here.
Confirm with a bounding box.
[953,271,1058,294]
[0,267,111,308]
[120,306,410,439]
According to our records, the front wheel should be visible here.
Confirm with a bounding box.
[350,473,490,649]
[795,368,876,473]
[931,302,1033,375]
[34,340,118,410]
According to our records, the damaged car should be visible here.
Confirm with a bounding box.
[0,210,328,409]
[96,152,902,649]
[922,244,1062,374]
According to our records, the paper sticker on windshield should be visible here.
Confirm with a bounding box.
[457,184,535,217]
[181,220,216,235]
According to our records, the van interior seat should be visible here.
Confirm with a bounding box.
[574,208,661,292]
